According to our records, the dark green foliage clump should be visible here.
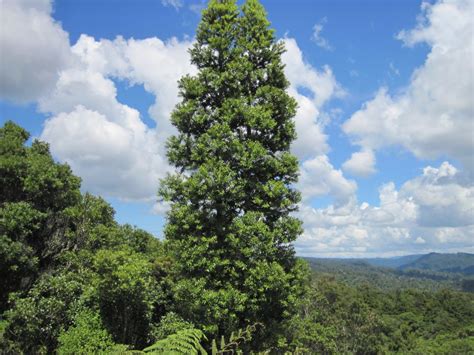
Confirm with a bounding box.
[57,310,128,354]
[0,121,171,353]
[0,121,81,311]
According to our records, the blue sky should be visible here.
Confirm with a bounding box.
[1,0,473,257]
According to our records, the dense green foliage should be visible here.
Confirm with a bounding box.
[0,121,81,311]
[0,121,170,353]
[283,272,474,354]
[1,1,473,354]
[57,310,128,354]
[159,0,306,345]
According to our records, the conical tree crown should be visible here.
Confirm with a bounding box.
[160,0,306,340]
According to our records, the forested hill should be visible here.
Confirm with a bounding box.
[364,254,425,269]
[307,252,474,274]
[303,255,474,353]
[305,254,474,293]
[399,252,474,274]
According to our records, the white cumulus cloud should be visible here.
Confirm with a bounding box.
[282,37,344,161]
[296,161,474,257]
[37,33,195,200]
[281,38,355,212]
[343,0,474,171]
[0,0,72,102]
[299,155,356,205]
[342,149,376,177]
[41,106,168,200]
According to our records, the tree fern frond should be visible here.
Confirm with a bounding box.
[143,328,207,354]
[211,323,263,354]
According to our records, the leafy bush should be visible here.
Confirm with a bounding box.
[57,309,127,354]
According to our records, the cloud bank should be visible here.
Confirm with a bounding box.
[297,161,473,257]
[1,0,472,256]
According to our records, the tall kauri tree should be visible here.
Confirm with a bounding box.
[160,0,307,343]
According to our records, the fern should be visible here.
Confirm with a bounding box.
[138,323,265,355]
[211,323,262,354]
[143,328,207,354]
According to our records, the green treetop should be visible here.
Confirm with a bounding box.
[160,0,307,344]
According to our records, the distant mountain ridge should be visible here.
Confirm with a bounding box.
[304,252,474,292]
[364,254,424,269]
[398,252,474,275]
[310,252,474,275]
